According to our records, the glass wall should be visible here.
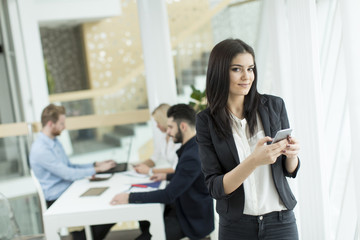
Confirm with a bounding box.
[0,1,46,235]
[0,136,28,181]
[0,0,28,178]
[168,0,262,105]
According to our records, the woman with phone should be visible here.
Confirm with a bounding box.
[196,39,300,239]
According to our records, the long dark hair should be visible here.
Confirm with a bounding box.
[206,39,260,138]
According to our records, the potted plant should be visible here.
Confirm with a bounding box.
[189,85,207,113]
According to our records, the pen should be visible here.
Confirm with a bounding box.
[131,184,148,188]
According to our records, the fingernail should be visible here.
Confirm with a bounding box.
[282,150,286,153]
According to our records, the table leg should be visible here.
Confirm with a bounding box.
[85,225,93,240]
[43,220,61,240]
[148,209,166,240]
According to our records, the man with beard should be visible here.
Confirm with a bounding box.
[30,104,116,240]
[110,104,214,240]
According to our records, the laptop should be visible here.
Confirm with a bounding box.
[98,138,132,174]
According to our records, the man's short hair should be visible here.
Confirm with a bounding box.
[167,104,196,127]
[152,103,171,130]
[41,104,66,127]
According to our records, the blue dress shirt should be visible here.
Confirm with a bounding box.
[30,132,95,201]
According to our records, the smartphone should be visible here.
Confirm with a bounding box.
[271,128,292,144]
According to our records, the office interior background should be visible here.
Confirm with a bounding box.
[0,0,359,239]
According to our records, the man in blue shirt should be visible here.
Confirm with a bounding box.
[110,104,214,240]
[30,104,116,240]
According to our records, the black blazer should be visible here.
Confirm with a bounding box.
[129,137,214,239]
[196,94,300,225]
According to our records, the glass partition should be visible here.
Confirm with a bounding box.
[168,0,262,105]
[66,122,153,164]
[0,136,28,181]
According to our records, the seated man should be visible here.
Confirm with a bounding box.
[111,104,214,240]
[30,104,116,240]
[133,103,181,176]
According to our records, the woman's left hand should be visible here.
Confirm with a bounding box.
[283,136,300,160]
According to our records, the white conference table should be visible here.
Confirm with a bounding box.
[43,171,166,240]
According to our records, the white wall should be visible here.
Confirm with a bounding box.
[35,0,121,26]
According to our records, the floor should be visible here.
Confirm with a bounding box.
[61,229,141,240]
[60,229,212,240]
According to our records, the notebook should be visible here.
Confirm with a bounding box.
[97,138,132,174]
[129,181,162,193]
[80,187,109,197]
[131,181,161,189]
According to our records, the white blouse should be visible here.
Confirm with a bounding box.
[231,113,287,216]
[151,130,181,169]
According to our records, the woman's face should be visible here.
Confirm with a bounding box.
[228,53,255,98]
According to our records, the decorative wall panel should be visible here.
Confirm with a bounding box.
[82,0,147,115]
[40,26,88,93]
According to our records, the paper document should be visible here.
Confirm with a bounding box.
[123,170,149,178]
[129,181,161,193]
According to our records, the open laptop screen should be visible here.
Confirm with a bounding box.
[97,138,132,174]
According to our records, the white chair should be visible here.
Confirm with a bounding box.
[30,170,93,239]
[0,192,46,240]
[30,170,70,237]
[30,170,47,215]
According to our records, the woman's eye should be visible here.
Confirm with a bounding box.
[231,68,241,72]
[248,68,254,72]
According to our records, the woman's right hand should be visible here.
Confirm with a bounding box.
[250,137,287,166]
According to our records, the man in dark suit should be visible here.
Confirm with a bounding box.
[110,104,214,240]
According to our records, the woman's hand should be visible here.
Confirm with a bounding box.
[283,136,300,159]
[283,136,300,173]
[250,137,288,166]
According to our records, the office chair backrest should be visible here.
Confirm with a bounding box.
[30,170,47,214]
[0,192,21,240]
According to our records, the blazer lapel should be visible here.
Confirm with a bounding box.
[222,96,274,164]
[225,135,240,164]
